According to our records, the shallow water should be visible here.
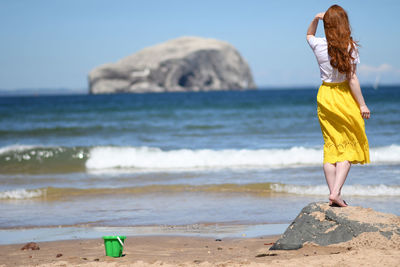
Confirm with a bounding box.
[0,87,399,243]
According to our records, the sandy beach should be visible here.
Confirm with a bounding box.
[0,234,399,267]
[1,1,400,267]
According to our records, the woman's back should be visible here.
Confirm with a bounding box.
[307,36,360,83]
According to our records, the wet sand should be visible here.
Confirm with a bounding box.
[0,234,399,266]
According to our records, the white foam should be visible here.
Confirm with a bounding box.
[0,144,37,155]
[0,189,44,199]
[370,144,400,163]
[271,184,400,196]
[86,146,323,170]
[86,145,400,170]
[272,184,329,195]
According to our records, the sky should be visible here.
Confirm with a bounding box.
[1,0,400,92]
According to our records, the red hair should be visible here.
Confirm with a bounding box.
[323,5,359,79]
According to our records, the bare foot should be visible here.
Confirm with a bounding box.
[329,194,348,207]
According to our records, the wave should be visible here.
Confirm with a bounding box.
[1,144,399,173]
[0,145,88,174]
[1,183,399,200]
[85,146,324,170]
[0,144,37,155]
[0,189,44,199]
[369,144,400,163]
[86,145,400,170]
[271,184,400,197]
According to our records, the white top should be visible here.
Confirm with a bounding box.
[307,36,360,83]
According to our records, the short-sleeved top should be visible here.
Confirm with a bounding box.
[307,36,360,83]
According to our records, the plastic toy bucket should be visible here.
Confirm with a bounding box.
[102,236,126,257]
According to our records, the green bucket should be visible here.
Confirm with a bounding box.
[102,236,126,257]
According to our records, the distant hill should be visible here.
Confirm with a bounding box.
[0,88,88,97]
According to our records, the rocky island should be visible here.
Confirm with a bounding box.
[88,36,256,94]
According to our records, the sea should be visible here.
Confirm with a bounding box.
[0,86,399,244]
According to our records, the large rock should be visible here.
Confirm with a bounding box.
[270,202,400,250]
[88,36,256,94]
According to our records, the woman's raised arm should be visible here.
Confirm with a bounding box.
[307,12,325,40]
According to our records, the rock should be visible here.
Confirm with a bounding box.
[88,36,255,94]
[21,242,40,250]
[270,202,400,250]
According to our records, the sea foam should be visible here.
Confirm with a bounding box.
[370,144,400,163]
[0,189,44,199]
[1,184,399,199]
[0,144,37,155]
[86,145,400,170]
[1,144,399,171]
[272,183,400,196]
[86,146,323,170]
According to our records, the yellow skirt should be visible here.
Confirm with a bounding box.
[317,81,370,164]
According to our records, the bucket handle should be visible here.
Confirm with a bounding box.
[117,236,124,247]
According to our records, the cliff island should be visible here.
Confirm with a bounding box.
[88,36,256,94]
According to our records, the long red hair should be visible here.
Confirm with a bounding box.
[323,5,359,79]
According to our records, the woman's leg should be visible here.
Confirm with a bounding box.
[329,160,351,207]
[323,163,336,204]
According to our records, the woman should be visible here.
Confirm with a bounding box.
[306,5,370,207]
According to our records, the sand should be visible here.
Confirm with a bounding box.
[0,234,399,267]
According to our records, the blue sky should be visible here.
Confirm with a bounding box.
[1,0,399,91]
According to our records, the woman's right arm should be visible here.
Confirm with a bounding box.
[307,12,325,41]
[348,68,371,119]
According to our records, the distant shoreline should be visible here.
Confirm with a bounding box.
[1,84,399,97]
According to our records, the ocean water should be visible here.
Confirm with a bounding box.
[0,87,399,243]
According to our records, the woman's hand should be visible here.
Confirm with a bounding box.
[360,105,371,119]
[315,12,325,20]
[307,12,325,37]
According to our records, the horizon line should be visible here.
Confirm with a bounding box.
[0,83,399,97]
[1,82,399,92]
